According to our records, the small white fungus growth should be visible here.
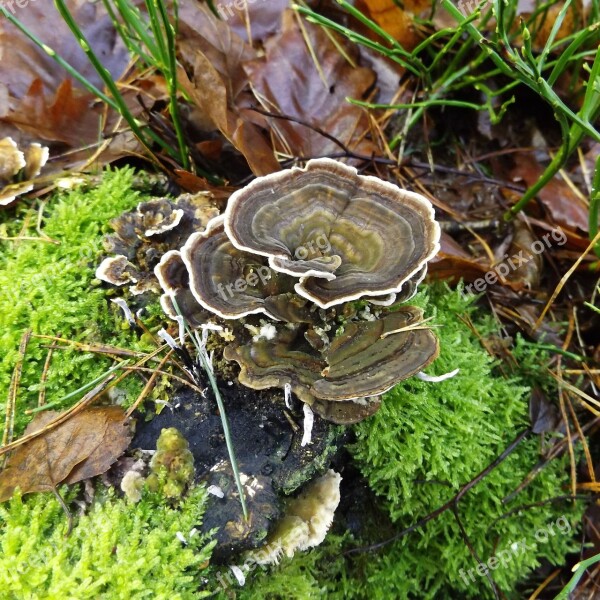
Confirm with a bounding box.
[200,323,224,332]
[301,403,314,447]
[207,485,225,498]
[252,323,277,342]
[416,368,460,383]
[56,176,86,189]
[111,298,136,325]
[120,471,145,503]
[229,565,246,586]
[176,532,187,544]
[174,314,186,347]
[358,305,377,321]
[158,328,179,350]
[284,383,292,409]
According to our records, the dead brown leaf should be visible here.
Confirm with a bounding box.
[5,79,100,146]
[177,1,280,175]
[0,407,131,502]
[178,1,257,102]
[0,0,129,102]
[503,219,543,290]
[428,231,490,283]
[515,0,584,52]
[244,10,379,159]
[507,154,590,233]
[354,0,429,50]
[223,0,290,43]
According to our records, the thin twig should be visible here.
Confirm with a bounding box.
[1,329,32,466]
[122,366,205,396]
[502,417,600,504]
[52,487,73,537]
[451,505,500,600]
[347,429,530,554]
[38,340,58,408]
[125,350,175,418]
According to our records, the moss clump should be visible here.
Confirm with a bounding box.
[233,285,581,599]
[0,485,215,599]
[0,168,152,433]
[146,427,196,499]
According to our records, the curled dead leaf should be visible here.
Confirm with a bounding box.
[0,407,132,502]
[243,10,379,159]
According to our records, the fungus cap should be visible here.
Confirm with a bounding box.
[224,158,440,308]
[154,250,209,328]
[181,215,294,320]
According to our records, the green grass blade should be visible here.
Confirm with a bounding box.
[537,0,572,72]
[0,6,117,110]
[170,299,249,521]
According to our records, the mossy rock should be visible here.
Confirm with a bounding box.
[132,384,342,561]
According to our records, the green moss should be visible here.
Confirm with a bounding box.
[226,535,348,599]
[342,286,581,598]
[0,485,215,599]
[0,169,217,599]
[147,428,196,499]
[0,168,152,432]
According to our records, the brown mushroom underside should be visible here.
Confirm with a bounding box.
[223,306,438,406]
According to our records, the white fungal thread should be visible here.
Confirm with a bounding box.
[158,328,179,350]
[229,565,246,586]
[301,403,314,447]
[111,298,135,326]
[416,368,460,383]
[174,314,186,347]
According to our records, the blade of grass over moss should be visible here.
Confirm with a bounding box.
[25,361,129,415]
[53,0,178,159]
[555,552,600,600]
[170,299,249,521]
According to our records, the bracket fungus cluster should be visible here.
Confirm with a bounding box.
[0,137,49,206]
[96,193,219,297]
[155,159,441,424]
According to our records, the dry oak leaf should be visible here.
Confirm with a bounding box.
[177,3,279,175]
[507,154,592,233]
[354,0,430,50]
[428,230,490,283]
[0,407,131,502]
[0,0,129,102]
[244,10,379,159]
